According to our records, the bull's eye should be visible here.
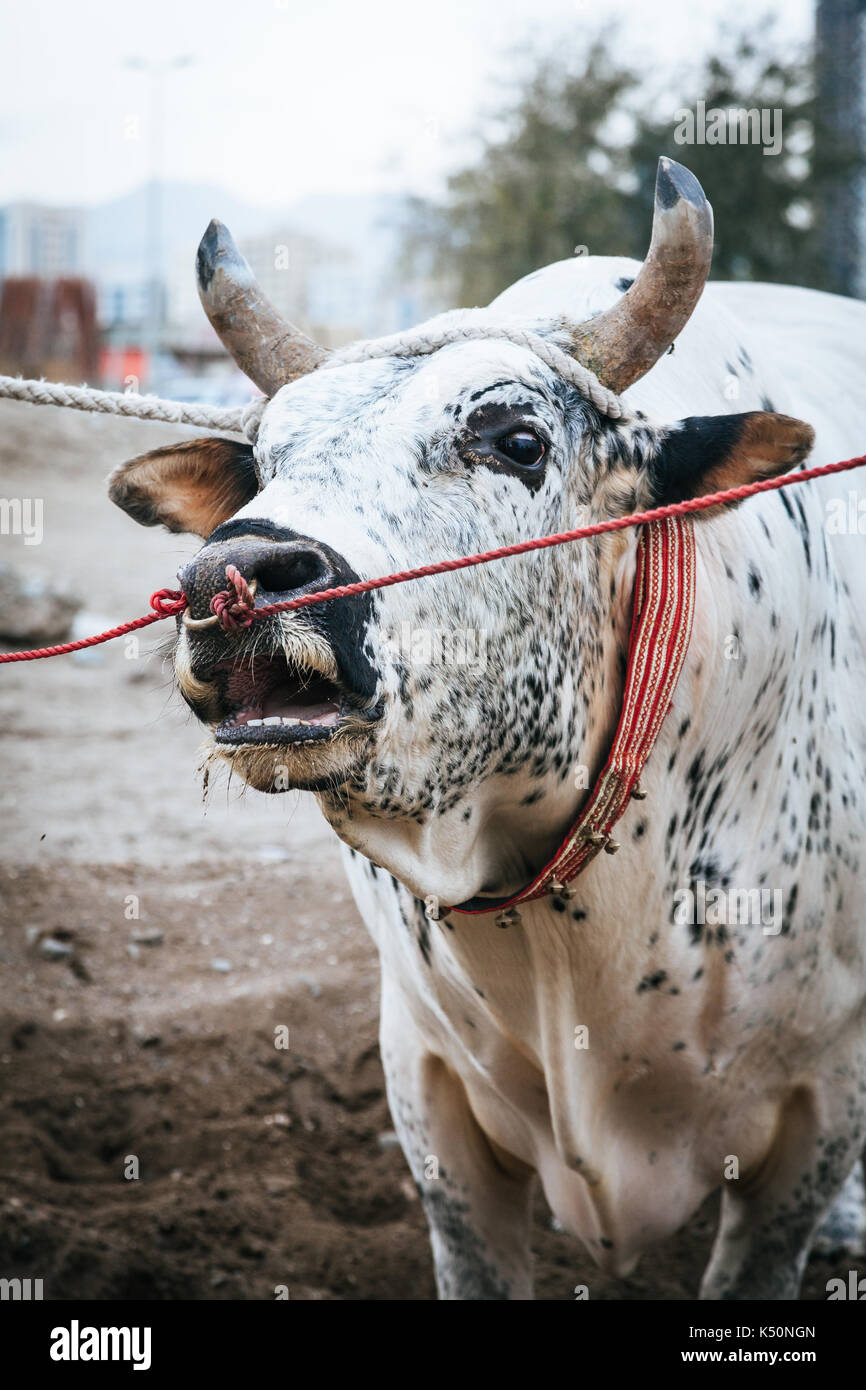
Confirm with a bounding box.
[496,430,546,468]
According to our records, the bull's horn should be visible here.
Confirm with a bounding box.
[196,219,330,396]
[566,157,713,394]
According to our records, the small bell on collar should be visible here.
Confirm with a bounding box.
[496,906,522,930]
[549,876,575,901]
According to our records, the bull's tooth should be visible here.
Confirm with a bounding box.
[262,716,282,726]
[247,718,263,727]
[282,717,301,726]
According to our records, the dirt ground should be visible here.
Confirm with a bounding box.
[0,400,862,1300]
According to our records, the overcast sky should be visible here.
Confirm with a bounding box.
[1,0,813,209]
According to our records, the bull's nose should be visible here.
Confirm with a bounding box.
[178,536,336,618]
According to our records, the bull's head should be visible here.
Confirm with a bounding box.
[108,159,813,904]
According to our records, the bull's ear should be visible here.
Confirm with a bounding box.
[648,412,815,505]
[107,437,259,537]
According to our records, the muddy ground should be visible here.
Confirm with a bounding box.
[0,401,862,1300]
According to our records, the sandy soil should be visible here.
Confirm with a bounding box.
[0,401,861,1299]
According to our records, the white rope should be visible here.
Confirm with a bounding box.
[0,314,624,442]
[326,312,625,419]
[0,375,249,434]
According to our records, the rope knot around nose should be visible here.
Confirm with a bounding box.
[209,565,258,631]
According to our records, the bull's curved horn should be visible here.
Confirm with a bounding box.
[196,219,330,396]
[566,158,713,394]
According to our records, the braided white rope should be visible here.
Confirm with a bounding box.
[0,314,623,443]
[0,374,250,434]
[325,312,625,420]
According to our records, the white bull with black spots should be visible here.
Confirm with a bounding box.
[109,159,866,1299]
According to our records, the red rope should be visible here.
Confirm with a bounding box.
[0,590,187,663]
[2,451,864,664]
[210,563,257,630]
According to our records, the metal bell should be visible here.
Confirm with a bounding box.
[496,907,522,929]
[549,877,575,900]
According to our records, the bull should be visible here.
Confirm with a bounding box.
[108,158,866,1299]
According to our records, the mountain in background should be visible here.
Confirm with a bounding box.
[83,180,408,286]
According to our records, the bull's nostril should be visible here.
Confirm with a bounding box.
[254,547,330,595]
[180,533,343,618]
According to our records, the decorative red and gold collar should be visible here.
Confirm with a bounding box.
[448,515,696,922]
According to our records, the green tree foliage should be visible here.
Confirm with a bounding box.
[631,28,858,288]
[403,23,861,306]
[400,39,638,308]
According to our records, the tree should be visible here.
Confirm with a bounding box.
[403,21,864,305]
[631,22,859,289]
[814,0,866,296]
[401,39,639,308]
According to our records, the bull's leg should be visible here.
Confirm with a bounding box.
[700,1095,865,1299]
[810,1159,866,1258]
[380,985,535,1300]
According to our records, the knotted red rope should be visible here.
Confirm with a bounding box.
[209,564,257,630]
[2,450,865,664]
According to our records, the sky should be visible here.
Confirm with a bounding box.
[1,0,814,210]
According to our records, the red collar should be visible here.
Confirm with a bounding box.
[449,516,696,920]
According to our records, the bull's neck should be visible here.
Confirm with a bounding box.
[325,495,813,916]
[319,533,636,907]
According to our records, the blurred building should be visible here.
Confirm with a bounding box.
[0,186,438,391]
[0,203,96,381]
[0,203,85,278]
[0,278,99,382]
[99,280,152,330]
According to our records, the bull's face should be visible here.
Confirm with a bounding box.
[107,160,813,903]
[109,340,811,901]
[175,345,652,805]
[113,343,642,801]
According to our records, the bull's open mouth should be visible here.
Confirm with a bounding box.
[211,650,368,747]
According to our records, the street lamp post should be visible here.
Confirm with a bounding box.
[124,55,193,388]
